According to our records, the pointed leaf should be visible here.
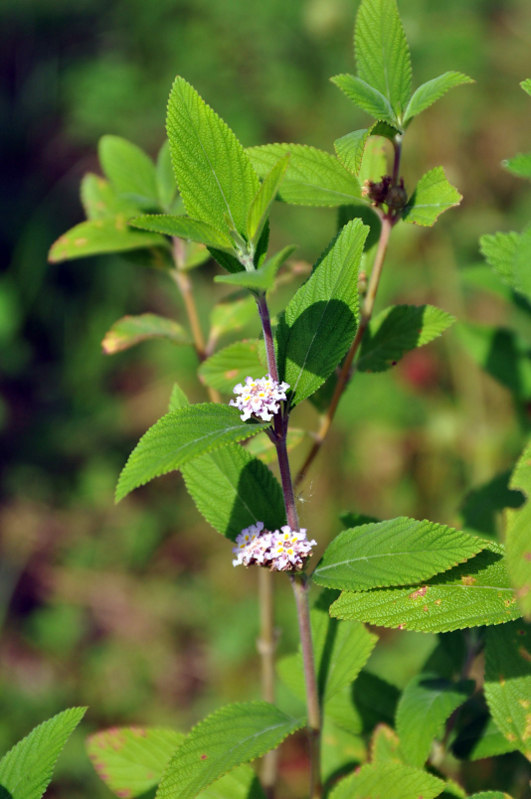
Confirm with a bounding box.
[484,621,531,760]
[131,215,234,251]
[503,152,531,180]
[354,0,412,125]
[331,74,395,124]
[329,761,444,799]
[403,166,462,226]
[99,135,158,209]
[116,405,269,502]
[181,443,286,538]
[156,702,303,799]
[198,340,265,394]
[215,246,295,292]
[313,517,483,591]
[48,218,165,262]
[330,545,521,632]
[87,727,184,798]
[80,174,136,220]
[357,304,456,372]
[246,156,289,244]
[169,383,189,412]
[247,144,360,207]
[278,218,368,404]
[102,314,191,355]
[166,77,259,236]
[455,322,531,399]
[505,441,531,617]
[333,127,392,177]
[0,707,86,799]
[404,72,474,124]
[396,674,474,766]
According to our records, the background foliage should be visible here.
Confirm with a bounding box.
[2,1,531,797]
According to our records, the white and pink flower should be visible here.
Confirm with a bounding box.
[230,375,290,422]
[232,523,316,572]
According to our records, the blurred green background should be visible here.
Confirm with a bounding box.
[2,1,531,797]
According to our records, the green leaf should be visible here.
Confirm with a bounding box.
[278,218,368,404]
[396,673,474,766]
[99,135,158,209]
[87,727,184,798]
[181,443,286,538]
[116,405,270,502]
[460,469,524,539]
[354,0,412,125]
[80,174,136,220]
[156,141,179,212]
[198,340,265,394]
[521,78,531,97]
[168,383,189,412]
[0,707,86,799]
[244,427,305,465]
[156,702,303,799]
[247,144,360,207]
[330,545,521,632]
[198,766,265,799]
[357,304,456,372]
[468,793,514,799]
[326,671,399,734]
[321,719,365,787]
[404,72,474,124]
[313,517,483,591]
[246,156,289,244]
[484,621,531,760]
[329,761,444,799]
[48,218,166,262]
[334,129,371,176]
[403,167,462,226]
[102,314,191,355]
[480,227,531,302]
[455,322,531,400]
[358,135,389,185]
[131,215,234,251]
[505,441,531,617]
[331,74,395,124]
[214,246,296,292]
[453,708,517,761]
[209,295,257,340]
[166,77,259,237]
[503,152,531,180]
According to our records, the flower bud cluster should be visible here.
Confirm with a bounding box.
[232,522,316,572]
[230,375,289,422]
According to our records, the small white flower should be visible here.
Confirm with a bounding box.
[230,375,290,422]
[232,522,316,572]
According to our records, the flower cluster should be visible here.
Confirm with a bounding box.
[232,522,317,572]
[230,375,289,422]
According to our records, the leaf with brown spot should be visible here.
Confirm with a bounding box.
[102,314,191,355]
[48,218,165,262]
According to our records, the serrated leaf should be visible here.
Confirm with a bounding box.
[334,129,371,176]
[198,765,265,799]
[358,136,389,185]
[99,135,158,209]
[505,442,531,617]
[330,545,521,632]
[403,166,462,226]
[102,314,191,355]
[87,727,184,798]
[156,141,179,212]
[481,227,531,302]
[166,77,259,237]
[396,673,474,766]
[503,152,531,180]
[246,156,289,244]
[215,246,296,292]
[80,174,136,220]
[357,304,455,372]
[277,218,367,404]
[404,72,474,124]
[484,621,531,760]
[329,761,444,799]
[331,74,395,124]
[156,702,303,799]
[116,405,269,502]
[181,443,285,538]
[131,215,234,251]
[198,340,265,394]
[209,295,257,340]
[247,143,360,207]
[0,707,86,799]
[370,724,402,763]
[48,217,166,262]
[168,383,189,412]
[354,0,412,126]
[455,322,531,399]
[313,517,483,591]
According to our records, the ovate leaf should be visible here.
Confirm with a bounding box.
[505,441,531,617]
[181,443,285,538]
[214,246,296,292]
[357,304,455,372]
[278,218,367,404]
[329,761,444,799]
[0,707,86,799]
[313,517,483,591]
[404,72,474,124]
[102,314,191,354]
[403,167,462,226]
[331,74,394,125]
[480,227,531,302]
[48,218,165,262]
[484,621,531,760]
[330,545,521,633]
[156,702,303,799]
[168,383,189,412]
[87,727,184,798]
[116,405,269,502]
[131,215,234,251]
[80,174,135,220]
[166,77,259,236]
[246,156,290,244]
[99,135,158,209]
[198,340,265,394]
[247,144,360,207]
[503,152,531,180]
[396,674,474,766]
